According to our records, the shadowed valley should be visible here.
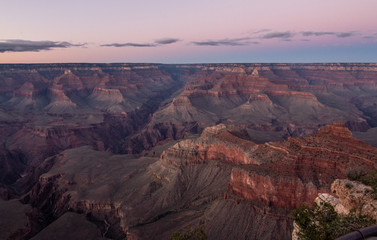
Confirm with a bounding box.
[1,63,377,239]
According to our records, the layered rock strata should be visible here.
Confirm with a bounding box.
[1,63,377,238]
[13,123,377,239]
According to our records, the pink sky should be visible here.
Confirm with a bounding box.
[1,0,376,63]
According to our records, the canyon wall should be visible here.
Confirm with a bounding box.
[14,123,377,240]
[1,63,377,239]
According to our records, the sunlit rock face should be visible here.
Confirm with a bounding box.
[1,63,377,239]
[291,178,377,240]
[15,123,377,239]
[163,123,377,210]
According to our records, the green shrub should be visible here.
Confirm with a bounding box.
[346,168,377,199]
[346,167,366,181]
[292,202,375,240]
[170,225,207,240]
[360,171,377,196]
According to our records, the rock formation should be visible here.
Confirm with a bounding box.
[292,178,377,240]
[3,123,374,239]
[1,63,377,239]
[331,179,377,219]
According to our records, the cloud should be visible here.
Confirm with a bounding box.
[336,32,357,38]
[302,31,334,37]
[192,37,258,46]
[101,38,180,48]
[363,35,375,39]
[251,29,271,34]
[154,38,180,45]
[301,31,358,38]
[101,42,156,47]
[0,39,85,53]
[260,31,294,39]
[361,32,377,39]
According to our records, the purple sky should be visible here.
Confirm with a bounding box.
[1,0,377,63]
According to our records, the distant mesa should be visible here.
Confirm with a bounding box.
[246,93,271,103]
[44,87,77,113]
[89,87,124,103]
[316,122,353,138]
[171,95,191,107]
[87,87,125,112]
[251,68,259,77]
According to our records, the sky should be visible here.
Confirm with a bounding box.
[0,0,377,63]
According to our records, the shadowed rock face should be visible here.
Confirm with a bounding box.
[0,64,186,197]
[1,63,377,239]
[122,63,377,153]
[10,123,377,240]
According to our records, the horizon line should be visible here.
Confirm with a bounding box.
[0,61,377,65]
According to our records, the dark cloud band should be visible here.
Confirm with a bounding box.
[101,43,156,47]
[192,38,258,46]
[0,40,85,53]
[101,38,180,48]
[260,31,294,39]
[301,31,358,38]
[154,38,180,45]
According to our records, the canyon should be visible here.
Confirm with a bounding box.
[1,63,377,239]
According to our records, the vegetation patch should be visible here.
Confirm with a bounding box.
[292,202,375,240]
[170,225,207,240]
[346,168,377,199]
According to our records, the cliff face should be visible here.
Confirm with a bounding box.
[116,63,377,153]
[17,123,377,240]
[1,63,377,239]
[292,178,377,240]
[163,123,377,210]
[1,63,377,161]
[0,64,186,196]
[330,179,377,220]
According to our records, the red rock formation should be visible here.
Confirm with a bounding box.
[1,63,377,239]
[19,123,377,240]
[0,64,186,197]
[162,123,377,211]
[230,169,319,209]
[14,82,34,98]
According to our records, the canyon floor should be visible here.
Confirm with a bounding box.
[1,63,377,239]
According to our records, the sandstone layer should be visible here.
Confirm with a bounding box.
[1,63,377,239]
[3,123,375,239]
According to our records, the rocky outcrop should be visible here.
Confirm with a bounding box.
[88,87,124,104]
[161,124,260,166]
[229,169,319,209]
[0,64,188,198]
[146,63,375,142]
[292,178,377,240]
[1,63,377,168]
[1,63,377,239]
[20,123,377,240]
[162,123,377,211]
[330,179,377,220]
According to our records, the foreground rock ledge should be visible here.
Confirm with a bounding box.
[0,123,370,239]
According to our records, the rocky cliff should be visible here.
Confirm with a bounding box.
[0,64,186,197]
[119,63,377,153]
[5,123,374,239]
[1,63,377,239]
[292,178,377,240]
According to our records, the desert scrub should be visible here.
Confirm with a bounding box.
[292,202,375,240]
[346,166,366,181]
[170,225,207,240]
[346,168,377,199]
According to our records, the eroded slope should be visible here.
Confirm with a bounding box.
[12,123,377,239]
